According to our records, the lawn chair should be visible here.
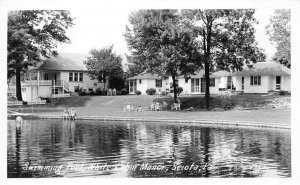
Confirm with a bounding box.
[171,103,181,111]
[150,102,155,111]
[124,104,134,112]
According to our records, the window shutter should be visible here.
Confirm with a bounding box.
[250,76,253,85]
[258,76,261,85]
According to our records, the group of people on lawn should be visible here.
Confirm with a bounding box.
[123,99,181,112]
[63,107,77,120]
[151,99,181,111]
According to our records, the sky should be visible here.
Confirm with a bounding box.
[56,8,277,62]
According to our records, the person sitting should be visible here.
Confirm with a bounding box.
[136,106,142,112]
[162,101,168,110]
[16,116,24,126]
[70,108,77,120]
[62,108,70,120]
[155,102,161,111]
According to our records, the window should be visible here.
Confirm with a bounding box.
[156,79,162,87]
[89,88,93,92]
[69,73,73,81]
[250,76,261,85]
[139,79,142,84]
[74,73,78,81]
[185,78,189,83]
[210,78,215,87]
[44,73,49,80]
[276,76,281,90]
[79,73,83,81]
[52,88,58,94]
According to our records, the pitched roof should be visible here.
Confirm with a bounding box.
[29,53,89,71]
[127,73,163,80]
[233,62,291,76]
[178,70,230,78]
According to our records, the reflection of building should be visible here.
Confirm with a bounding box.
[7,53,107,102]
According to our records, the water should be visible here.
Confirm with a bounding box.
[7,119,291,178]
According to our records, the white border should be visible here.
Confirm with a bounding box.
[1,0,299,185]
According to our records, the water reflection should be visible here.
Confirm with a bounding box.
[7,120,291,178]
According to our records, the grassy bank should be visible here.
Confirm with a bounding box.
[7,94,291,125]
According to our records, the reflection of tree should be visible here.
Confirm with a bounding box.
[14,127,21,177]
[201,127,211,177]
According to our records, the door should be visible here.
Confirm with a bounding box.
[129,80,137,93]
[242,77,244,90]
[276,76,281,90]
[191,79,200,93]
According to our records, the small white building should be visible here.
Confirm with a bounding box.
[232,62,291,93]
[178,70,233,95]
[127,73,169,95]
[8,53,106,102]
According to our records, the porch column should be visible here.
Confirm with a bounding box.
[281,75,283,90]
[231,76,233,91]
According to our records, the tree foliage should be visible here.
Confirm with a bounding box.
[124,10,201,102]
[7,10,74,100]
[182,9,266,108]
[266,9,291,68]
[84,46,123,92]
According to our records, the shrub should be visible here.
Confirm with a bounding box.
[146,88,156,95]
[216,95,235,110]
[176,87,183,95]
[121,88,127,95]
[279,90,286,95]
[135,90,141,95]
[78,91,86,96]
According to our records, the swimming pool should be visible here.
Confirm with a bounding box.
[7,119,291,177]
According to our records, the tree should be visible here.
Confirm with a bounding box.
[84,46,123,93]
[124,10,201,103]
[182,9,266,109]
[8,10,74,101]
[108,75,125,91]
[266,9,291,68]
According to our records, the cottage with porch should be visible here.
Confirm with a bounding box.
[8,54,105,102]
[178,70,233,95]
[232,62,291,94]
[127,73,169,95]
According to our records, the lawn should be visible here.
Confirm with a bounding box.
[10,94,291,125]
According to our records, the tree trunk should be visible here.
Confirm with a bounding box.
[204,59,210,109]
[172,75,177,103]
[15,67,23,101]
[204,24,212,110]
[103,81,106,95]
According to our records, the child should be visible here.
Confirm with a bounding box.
[70,108,77,120]
[136,106,142,112]
[63,108,70,120]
